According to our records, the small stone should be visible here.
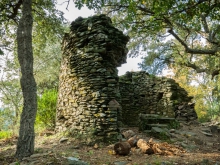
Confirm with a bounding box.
[169,129,176,133]
[59,137,69,143]
[93,143,99,149]
[113,161,128,165]
[67,157,88,165]
[205,142,214,146]
[52,143,58,146]
[30,153,48,158]
[201,128,211,133]
[201,131,212,137]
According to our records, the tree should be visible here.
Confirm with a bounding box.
[0,36,62,132]
[0,51,23,131]
[33,39,63,94]
[166,66,220,122]
[15,0,37,159]
[73,0,220,78]
[0,0,65,160]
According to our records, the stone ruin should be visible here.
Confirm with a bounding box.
[55,14,129,140]
[55,15,197,140]
[119,71,198,126]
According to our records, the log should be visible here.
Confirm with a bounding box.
[127,135,139,147]
[122,130,135,139]
[152,143,162,153]
[137,139,154,154]
[114,142,131,155]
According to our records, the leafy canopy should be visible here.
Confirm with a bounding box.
[0,0,66,56]
[73,0,220,78]
[0,0,66,131]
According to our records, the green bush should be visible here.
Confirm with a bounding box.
[198,114,211,123]
[0,130,12,139]
[36,89,58,129]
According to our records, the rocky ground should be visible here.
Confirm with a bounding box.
[1,121,220,165]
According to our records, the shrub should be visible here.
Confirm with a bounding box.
[0,130,12,139]
[36,89,58,129]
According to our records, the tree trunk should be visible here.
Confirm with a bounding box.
[15,0,37,160]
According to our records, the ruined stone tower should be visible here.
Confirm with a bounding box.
[55,15,129,140]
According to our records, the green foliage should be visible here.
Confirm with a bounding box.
[173,68,220,122]
[197,113,210,123]
[0,130,12,139]
[151,131,170,141]
[36,89,58,129]
[0,0,65,134]
[75,0,220,78]
[34,39,62,94]
[168,120,180,129]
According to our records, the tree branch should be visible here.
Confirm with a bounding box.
[174,0,208,14]
[209,24,220,44]
[65,0,70,10]
[211,69,220,79]
[185,62,207,73]
[168,28,219,55]
[7,0,23,21]
[184,61,220,79]
[201,13,209,33]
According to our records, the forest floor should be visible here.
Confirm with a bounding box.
[1,121,220,165]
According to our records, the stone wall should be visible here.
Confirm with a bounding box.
[119,71,197,126]
[55,15,129,140]
[55,15,198,140]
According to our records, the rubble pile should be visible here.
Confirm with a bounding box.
[174,102,198,121]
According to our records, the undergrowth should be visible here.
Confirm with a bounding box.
[0,130,13,139]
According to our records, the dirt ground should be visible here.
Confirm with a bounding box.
[1,121,220,165]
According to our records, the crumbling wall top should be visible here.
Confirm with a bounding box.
[62,14,129,67]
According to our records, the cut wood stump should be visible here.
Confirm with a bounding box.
[137,139,154,154]
[122,130,135,139]
[113,132,185,156]
[114,142,131,155]
[136,138,185,155]
[127,135,139,147]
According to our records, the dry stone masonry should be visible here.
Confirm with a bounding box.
[56,15,197,141]
[55,15,129,140]
[119,71,197,126]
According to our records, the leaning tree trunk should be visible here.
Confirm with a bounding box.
[15,0,37,160]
